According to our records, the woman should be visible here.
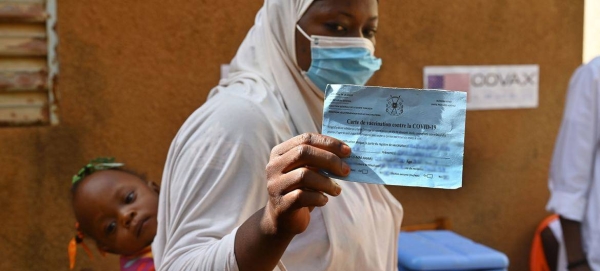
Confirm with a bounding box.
[153,0,403,270]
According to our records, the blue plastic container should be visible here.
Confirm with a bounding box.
[397,230,509,271]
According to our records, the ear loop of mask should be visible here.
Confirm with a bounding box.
[296,25,313,43]
[296,24,319,89]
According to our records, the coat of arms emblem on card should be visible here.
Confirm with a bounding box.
[386,95,403,116]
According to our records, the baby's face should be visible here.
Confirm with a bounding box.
[73,170,159,255]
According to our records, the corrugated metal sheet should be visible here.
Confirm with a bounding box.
[0,0,58,126]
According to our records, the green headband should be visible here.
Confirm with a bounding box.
[72,157,124,184]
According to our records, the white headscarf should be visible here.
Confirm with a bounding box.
[209,0,323,135]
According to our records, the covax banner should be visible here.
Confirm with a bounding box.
[424,65,539,110]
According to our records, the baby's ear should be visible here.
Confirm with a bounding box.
[147,181,160,194]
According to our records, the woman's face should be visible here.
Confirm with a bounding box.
[295,0,379,71]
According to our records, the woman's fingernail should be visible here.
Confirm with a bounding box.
[335,182,342,195]
[342,163,350,175]
[341,144,351,155]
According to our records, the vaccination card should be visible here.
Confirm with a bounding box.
[322,84,467,189]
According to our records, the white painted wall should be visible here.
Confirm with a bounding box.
[584,0,600,63]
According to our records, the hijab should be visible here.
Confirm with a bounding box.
[209,0,323,135]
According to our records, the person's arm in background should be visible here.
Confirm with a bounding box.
[546,62,599,271]
[560,218,590,271]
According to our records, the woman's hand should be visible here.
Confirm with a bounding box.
[262,133,351,236]
[235,133,351,271]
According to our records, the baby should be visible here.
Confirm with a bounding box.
[69,158,158,271]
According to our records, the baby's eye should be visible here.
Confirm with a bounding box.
[105,222,116,235]
[125,192,135,204]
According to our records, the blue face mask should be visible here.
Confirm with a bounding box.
[297,25,382,92]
